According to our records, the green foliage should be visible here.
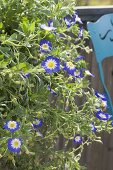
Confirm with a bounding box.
[0,0,112,169]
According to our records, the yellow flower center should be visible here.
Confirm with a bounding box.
[46,60,56,69]
[66,62,75,69]
[14,141,19,147]
[12,139,21,149]
[101,101,107,108]
[8,121,16,129]
[42,44,49,50]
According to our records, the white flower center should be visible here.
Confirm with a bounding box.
[76,16,81,22]
[99,113,106,119]
[66,62,75,69]
[90,124,94,130]
[101,101,107,108]
[65,19,70,25]
[8,121,17,129]
[11,139,21,149]
[35,119,41,125]
[75,136,81,142]
[74,71,80,76]
[40,24,56,31]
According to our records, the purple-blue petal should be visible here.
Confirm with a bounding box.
[74,69,84,78]
[63,63,76,75]
[90,123,97,132]
[41,56,60,74]
[22,73,30,78]
[32,118,43,129]
[73,134,82,144]
[48,20,53,27]
[4,121,20,133]
[40,39,52,53]
[72,12,83,24]
[111,121,113,126]
[95,110,110,121]
[64,16,72,28]
[7,138,22,153]
[75,56,85,62]
[48,85,57,95]
[78,26,83,38]
[95,91,107,101]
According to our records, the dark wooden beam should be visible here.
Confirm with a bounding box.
[76,6,113,22]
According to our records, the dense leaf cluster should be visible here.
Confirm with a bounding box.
[0,0,112,169]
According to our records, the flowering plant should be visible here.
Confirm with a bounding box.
[0,0,112,169]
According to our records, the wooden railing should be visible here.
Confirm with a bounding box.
[75,6,113,170]
[76,6,113,21]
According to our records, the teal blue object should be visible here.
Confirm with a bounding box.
[87,13,113,115]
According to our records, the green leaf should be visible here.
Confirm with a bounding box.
[0,22,3,29]
[29,22,35,33]
[20,20,29,34]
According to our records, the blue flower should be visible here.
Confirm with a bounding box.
[40,23,56,31]
[111,121,113,126]
[72,12,83,24]
[101,100,108,109]
[48,85,57,95]
[75,56,85,62]
[95,110,111,121]
[64,62,76,75]
[8,138,22,153]
[42,56,60,74]
[64,12,82,28]
[95,91,108,109]
[21,73,30,79]
[36,131,43,138]
[74,134,82,144]
[90,123,97,132]
[78,26,83,38]
[32,118,43,129]
[64,16,72,28]
[4,121,20,133]
[40,40,52,53]
[74,69,83,78]
[95,92,107,101]
[85,70,95,77]
[48,20,53,27]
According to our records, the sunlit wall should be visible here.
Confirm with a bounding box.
[76,0,113,6]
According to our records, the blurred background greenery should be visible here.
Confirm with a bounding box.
[76,0,113,6]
